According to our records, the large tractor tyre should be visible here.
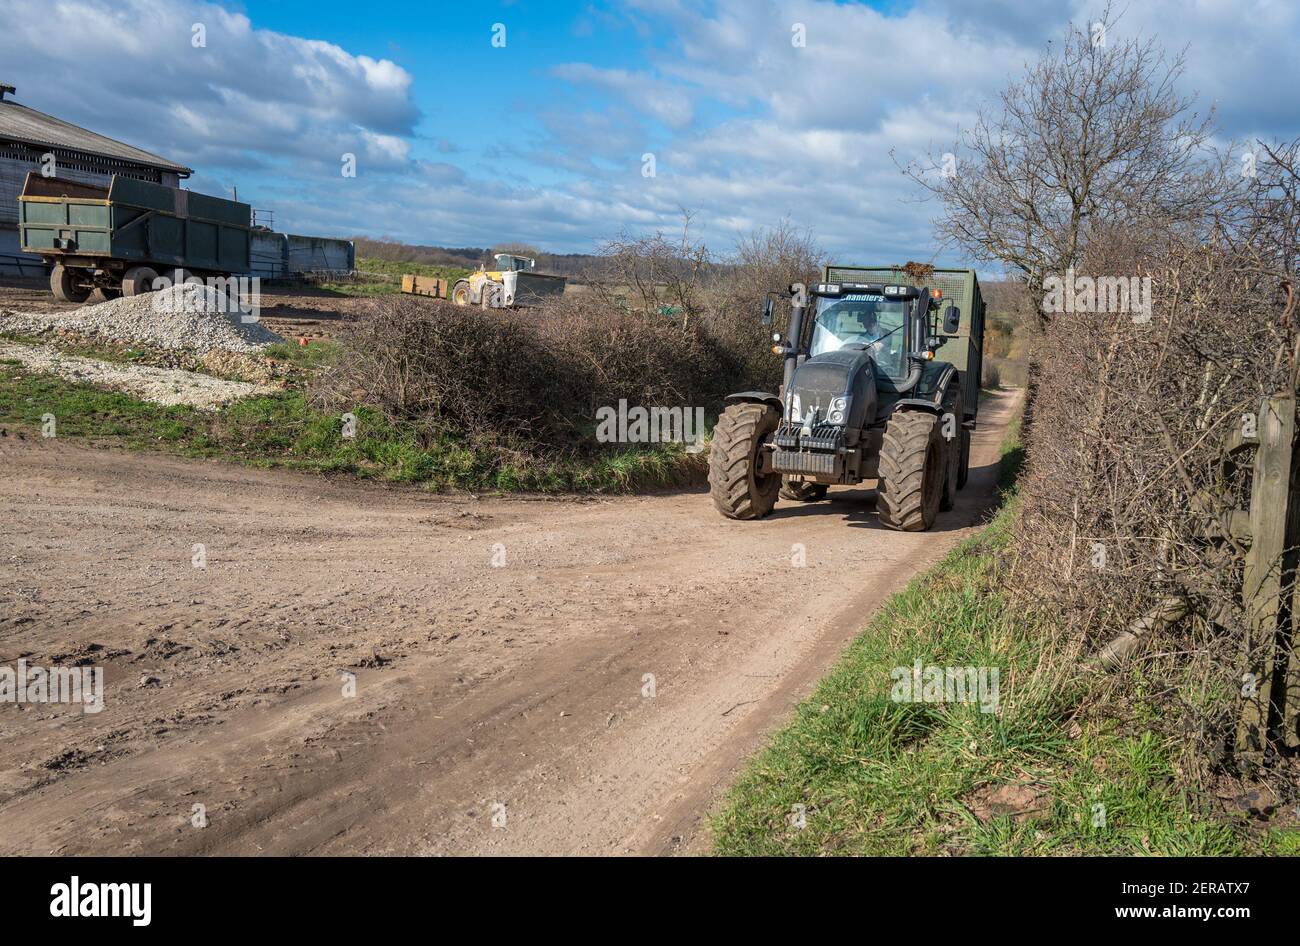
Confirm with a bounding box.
[956,428,972,489]
[451,280,473,306]
[51,264,91,304]
[480,280,504,309]
[121,266,159,298]
[780,478,829,502]
[940,387,964,511]
[709,402,782,520]
[877,410,945,532]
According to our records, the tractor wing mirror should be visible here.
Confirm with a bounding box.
[760,297,775,326]
[942,304,961,335]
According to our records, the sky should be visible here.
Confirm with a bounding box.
[2,0,1297,267]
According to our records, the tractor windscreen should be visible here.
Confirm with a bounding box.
[810,294,908,375]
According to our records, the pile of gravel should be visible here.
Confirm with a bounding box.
[0,283,283,354]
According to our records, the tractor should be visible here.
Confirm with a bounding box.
[708,265,985,531]
[450,254,567,309]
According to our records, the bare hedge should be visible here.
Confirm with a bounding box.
[1006,142,1300,782]
[317,223,821,454]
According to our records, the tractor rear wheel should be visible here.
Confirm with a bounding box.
[51,264,91,304]
[780,478,829,502]
[956,428,972,489]
[709,402,781,520]
[940,387,964,511]
[451,280,472,305]
[877,410,944,531]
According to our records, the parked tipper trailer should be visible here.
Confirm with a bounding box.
[708,264,985,532]
[18,172,251,303]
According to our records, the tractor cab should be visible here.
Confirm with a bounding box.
[491,254,536,273]
[808,287,911,378]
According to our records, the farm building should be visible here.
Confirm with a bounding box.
[0,84,354,280]
[0,84,192,277]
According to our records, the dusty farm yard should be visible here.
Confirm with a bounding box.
[0,279,370,344]
[0,392,1018,855]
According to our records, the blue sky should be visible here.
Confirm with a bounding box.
[3,0,1297,267]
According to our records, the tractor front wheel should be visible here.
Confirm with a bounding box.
[877,410,944,531]
[709,402,781,520]
[481,281,503,309]
[780,478,829,502]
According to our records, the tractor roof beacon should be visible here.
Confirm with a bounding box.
[707,265,985,532]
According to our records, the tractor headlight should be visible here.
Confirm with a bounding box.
[827,396,848,425]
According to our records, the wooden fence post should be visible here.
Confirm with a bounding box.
[1236,396,1296,755]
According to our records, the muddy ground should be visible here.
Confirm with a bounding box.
[0,391,1017,855]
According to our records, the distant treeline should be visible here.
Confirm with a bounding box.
[350,237,604,278]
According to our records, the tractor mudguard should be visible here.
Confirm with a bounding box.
[725,391,783,409]
[893,363,957,412]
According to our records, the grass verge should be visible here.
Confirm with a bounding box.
[0,361,705,493]
[710,406,1280,856]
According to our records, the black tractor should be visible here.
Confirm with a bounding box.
[708,269,983,531]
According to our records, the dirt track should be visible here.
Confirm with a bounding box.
[0,391,1018,855]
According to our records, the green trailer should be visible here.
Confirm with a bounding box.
[18,172,252,303]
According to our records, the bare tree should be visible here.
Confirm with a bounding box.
[901,6,1221,328]
[590,211,713,326]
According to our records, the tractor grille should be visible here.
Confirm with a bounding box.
[774,422,843,452]
[772,450,837,476]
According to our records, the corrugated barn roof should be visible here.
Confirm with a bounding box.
[0,97,191,176]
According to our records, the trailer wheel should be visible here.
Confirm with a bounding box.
[122,266,159,298]
[50,264,91,304]
[451,280,472,306]
[877,410,944,532]
[780,478,829,502]
[89,286,122,303]
[709,402,781,520]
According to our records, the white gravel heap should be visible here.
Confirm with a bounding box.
[0,283,283,354]
[0,341,273,411]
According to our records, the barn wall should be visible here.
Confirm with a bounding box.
[285,234,354,275]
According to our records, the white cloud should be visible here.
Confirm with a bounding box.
[551,63,695,128]
[0,0,417,176]
[4,0,1297,261]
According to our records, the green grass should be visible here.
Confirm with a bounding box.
[310,258,475,296]
[0,362,705,493]
[354,257,474,281]
[1,330,158,369]
[710,412,1269,856]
